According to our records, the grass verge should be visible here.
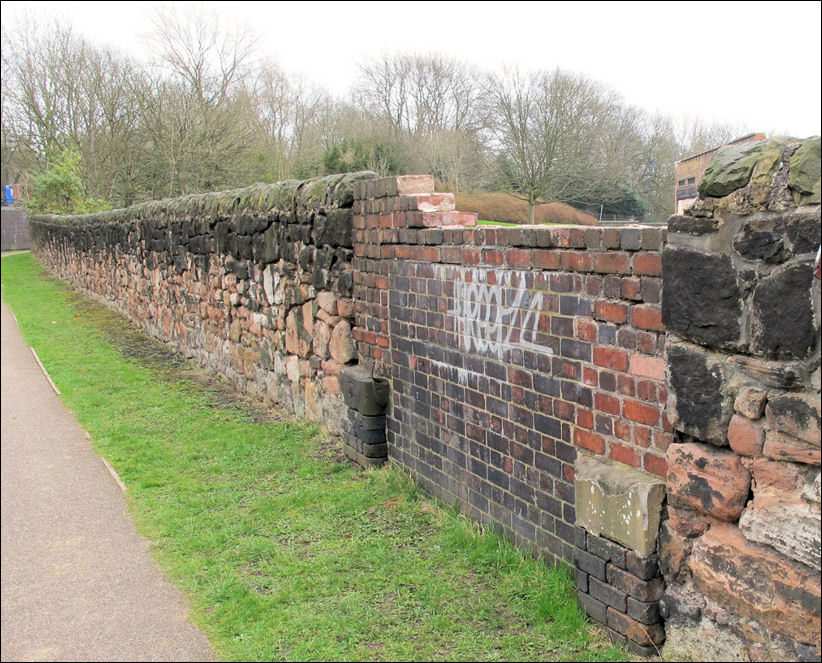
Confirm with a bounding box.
[1,253,626,662]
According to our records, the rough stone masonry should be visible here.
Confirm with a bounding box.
[29,133,821,660]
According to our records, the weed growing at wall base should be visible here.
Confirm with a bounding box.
[1,253,626,662]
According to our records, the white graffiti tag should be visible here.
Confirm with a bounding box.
[439,267,553,361]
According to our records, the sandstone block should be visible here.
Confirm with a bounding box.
[285,309,312,358]
[312,320,331,360]
[727,414,765,457]
[316,291,338,315]
[658,521,691,581]
[337,297,355,318]
[752,458,804,493]
[766,392,821,445]
[574,455,666,557]
[733,387,767,419]
[689,524,821,647]
[739,496,821,570]
[667,443,751,521]
[763,430,821,465]
[804,468,821,505]
[329,320,356,364]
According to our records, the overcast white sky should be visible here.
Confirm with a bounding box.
[2,1,821,138]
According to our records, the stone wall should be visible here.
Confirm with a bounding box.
[30,172,379,433]
[29,142,821,658]
[661,136,821,661]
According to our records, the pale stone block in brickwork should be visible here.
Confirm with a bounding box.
[574,455,666,557]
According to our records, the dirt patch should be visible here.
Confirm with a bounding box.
[65,290,286,424]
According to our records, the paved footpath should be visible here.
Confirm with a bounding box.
[1,296,217,662]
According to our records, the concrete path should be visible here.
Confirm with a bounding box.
[1,297,217,662]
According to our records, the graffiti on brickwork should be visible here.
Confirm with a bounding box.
[436,266,552,361]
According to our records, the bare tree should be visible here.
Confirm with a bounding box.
[482,67,617,223]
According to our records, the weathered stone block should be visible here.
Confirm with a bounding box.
[666,343,733,445]
[339,365,389,416]
[689,524,821,647]
[789,137,821,205]
[329,320,356,364]
[733,215,787,263]
[662,250,742,348]
[574,455,666,557]
[727,414,765,457]
[733,387,767,419]
[667,443,751,521]
[739,495,821,570]
[751,264,817,360]
[766,393,821,445]
[763,430,821,465]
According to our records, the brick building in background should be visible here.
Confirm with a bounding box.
[674,133,765,215]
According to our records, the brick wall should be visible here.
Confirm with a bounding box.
[351,176,669,566]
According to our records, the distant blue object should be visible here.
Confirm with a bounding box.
[4,185,13,205]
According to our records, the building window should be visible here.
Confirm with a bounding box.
[678,179,686,187]
[688,177,696,185]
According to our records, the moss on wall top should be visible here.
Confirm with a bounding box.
[30,171,378,226]
[698,136,820,203]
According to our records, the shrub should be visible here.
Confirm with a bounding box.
[454,190,597,225]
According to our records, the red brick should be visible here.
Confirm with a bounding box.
[555,400,576,421]
[634,426,652,448]
[576,319,598,342]
[506,249,532,269]
[610,441,640,467]
[633,253,662,276]
[613,419,633,442]
[595,301,628,324]
[482,249,505,266]
[593,346,629,371]
[560,251,592,272]
[636,379,658,403]
[593,252,629,274]
[575,427,605,454]
[595,392,621,415]
[583,366,599,386]
[727,414,765,457]
[423,247,440,262]
[617,374,635,396]
[577,408,594,429]
[628,354,665,380]
[532,249,560,270]
[620,277,641,300]
[623,400,660,426]
[632,306,664,331]
[461,247,481,265]
[643,453,667,478]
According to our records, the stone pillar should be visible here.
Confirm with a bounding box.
[660,136,821,662]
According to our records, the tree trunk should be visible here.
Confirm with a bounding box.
[528,199,536,225]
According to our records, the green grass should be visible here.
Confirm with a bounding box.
[1,253,626,662]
